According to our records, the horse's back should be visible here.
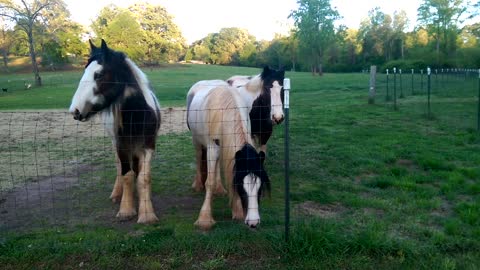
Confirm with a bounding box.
[187,80,227,110]
[188,85,249,145]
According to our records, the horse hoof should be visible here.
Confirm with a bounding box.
[194,219,216,230]
[192,181,205,192]
[116,209,137,220]
[214,186,227,195]
[137,213,159,224]
[109,195,121,203]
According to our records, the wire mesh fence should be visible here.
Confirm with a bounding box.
[374,68,480,132]
[0,105,289,235]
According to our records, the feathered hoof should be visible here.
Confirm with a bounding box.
[214,184,227,195]
[109,194,121,203]
[116,209,137,220]
[192,180,205,192]
[194,218,216,230]
[137,212,159,224]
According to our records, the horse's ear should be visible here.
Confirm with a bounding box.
[101,39,108,51]
[235,149,243,161]
[261,66,271,80]
[263,66,270,74]
[259,151,266,166]
[89,39,97,50]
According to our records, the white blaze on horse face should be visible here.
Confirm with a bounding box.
[270,81,284,124]
[243,174,261,227]
[69,61,104,118]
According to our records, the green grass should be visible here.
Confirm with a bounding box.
[1,64,480,269]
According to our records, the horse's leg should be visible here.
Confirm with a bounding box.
[109,150,123,203]
[214,158,226,195]
[231,193,245,221]
[191,143,205,192]
[116,148,137,220]
[136,149,158,224]
[194,142,218,230]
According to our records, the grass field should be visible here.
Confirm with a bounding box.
[1,64,480,269]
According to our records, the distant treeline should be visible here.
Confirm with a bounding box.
[1,0,479,77]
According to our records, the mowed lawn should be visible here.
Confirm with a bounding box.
[0,64,479,269]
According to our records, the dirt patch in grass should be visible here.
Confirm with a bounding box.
[396,159,420,171]
[294,201,345,218]
[0,163,201,232]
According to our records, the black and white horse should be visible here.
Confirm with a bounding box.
[228,66,285,154]
[69,39,161,224]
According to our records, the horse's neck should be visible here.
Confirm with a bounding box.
[238,76,262,111]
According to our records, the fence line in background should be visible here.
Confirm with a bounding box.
[369,66,480,132]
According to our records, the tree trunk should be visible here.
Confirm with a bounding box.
[27,28,41,86]
[318,63,323,76]
[401,39,404,60]
[1,49,8,72]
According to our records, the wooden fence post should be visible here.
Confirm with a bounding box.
[369,65,376,104]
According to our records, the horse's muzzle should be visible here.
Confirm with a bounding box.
[72,109,89,121]
[272,115,284,125]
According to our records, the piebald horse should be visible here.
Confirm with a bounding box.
[187,67,284,192]
[187,85,270,229]
[69,39,161,224]
[227,67,285,154]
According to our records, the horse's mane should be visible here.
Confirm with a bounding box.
[124,58,160,113]
[205,86,253,197]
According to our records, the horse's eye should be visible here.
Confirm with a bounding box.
[94,72,103,81]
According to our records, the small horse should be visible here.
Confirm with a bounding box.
[187,85,270,229]
[69,39,161,224]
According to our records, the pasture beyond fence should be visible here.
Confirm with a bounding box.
[369,67,480,132]
[2,67,480,268]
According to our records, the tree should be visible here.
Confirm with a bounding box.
[91,3,186,63]
[0,17,14,71]
[289,0,341,75]
[358,8,386,64]
[417,0,468,64]
[129,2,186,63]
[0,0,62,86]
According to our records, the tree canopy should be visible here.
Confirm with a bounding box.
[1,0,480,82]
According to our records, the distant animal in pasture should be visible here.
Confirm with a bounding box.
[69,39,161,224]
[187,85,270,230]
[2,88,7,92]
[24,83,31,89]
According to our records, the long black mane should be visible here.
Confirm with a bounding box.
[249,66,285,146]
[233,144,270,211]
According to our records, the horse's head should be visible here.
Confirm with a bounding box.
[260,66,285,125]
[226,75,252,88]
[69,39,126,121]
[234,145,270,228]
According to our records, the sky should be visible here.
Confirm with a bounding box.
[64,0,422,44]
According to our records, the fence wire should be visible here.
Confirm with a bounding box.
[0,106,288,234]
[374,69,479,131]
